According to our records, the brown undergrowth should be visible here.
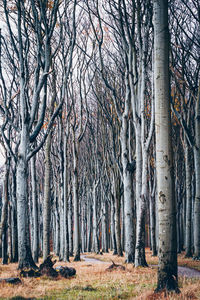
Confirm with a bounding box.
[0,249,199,299]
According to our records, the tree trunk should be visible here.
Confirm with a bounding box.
[185,141,192,257]
[87,194,92,253]
[68,193,73,256]
[43,133,52,261]
[0,155,10,264]
[8,204,12,262]
[135,150,148,267]
[193,81,200,259]
[92,181,100,253]
[17,125,36,269]
[113,170,123,256]
[102,198,109,253]
[63,132,69,262]
[121,104,135,263]
[73,135,80,261]
[154,0,179,292]
[10,168,18,262]
[121,195,125,251]
[31,156,39,263]
[110,193,117,255]
[59,188,64,261]
[149,172,157,256]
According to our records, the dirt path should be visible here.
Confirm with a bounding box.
[81,255,200,278]
[177,266,200,278]
[81,255,109,264]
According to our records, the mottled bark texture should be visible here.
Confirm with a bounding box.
[154,0,179,292]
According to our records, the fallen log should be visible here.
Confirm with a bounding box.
[106,260,125,271]
[20,269,41,278]
[55,266,76,278]
[0,277,22,284]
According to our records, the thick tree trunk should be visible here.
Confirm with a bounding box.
[17,125,36,269]
[121,101,135,263]
[154,0,179,292]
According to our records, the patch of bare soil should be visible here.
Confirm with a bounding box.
[178,266,200,278]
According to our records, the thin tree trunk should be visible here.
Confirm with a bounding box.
[102,198,109,253]
[63,132,69,261]
[43,133,52,261]
[114,170,123,256]
[193,81,200,259]
[31,156,39,263]
[87,194,92,253]
[73,134,80,261]
[92,181,100,253]
[185,141,192,257]
[8,204,12,262]
[135,150,148,267]
[0,154,10,264]
[111,193,117,254]
[68,193,73,256]
[149,169,157,256]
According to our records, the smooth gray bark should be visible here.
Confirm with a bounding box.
[68,193,73,256]
[17,124,36,269]
[63,132,69,261]
[121,76,135,263]
[113,169,123,256]
[110,193,117,254]
[87,193,92,253]
[154,0,179,292]
[73,133,80,261]
[31,156,39,263]
[11,169,18,262]
[92,181,100,253]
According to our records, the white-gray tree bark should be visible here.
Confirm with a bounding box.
[154,0,179,292]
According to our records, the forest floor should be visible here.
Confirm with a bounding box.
[0,249,200,299]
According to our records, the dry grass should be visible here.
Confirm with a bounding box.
[0,250,199,299]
